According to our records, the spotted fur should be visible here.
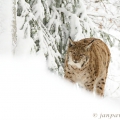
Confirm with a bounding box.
[64,38,111,96]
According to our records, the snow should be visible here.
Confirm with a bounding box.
[0,55,120,120]
[0,0,13,55]
[70,14,84,40]
[84,0,120,31]
[109,29,120,40]
[105,47,120,97]
[15,21,36,56]
[32,0,45,21]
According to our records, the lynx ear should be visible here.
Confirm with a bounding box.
[69,37,75,47]
[85,40,94,51]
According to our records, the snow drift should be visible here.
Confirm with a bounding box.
[0,55,120,120]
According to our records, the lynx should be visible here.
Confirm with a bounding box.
[64,38,111,96]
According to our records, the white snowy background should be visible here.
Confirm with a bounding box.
[0,0,120,120]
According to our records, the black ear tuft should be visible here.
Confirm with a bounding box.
[68,37,75,47]
[85,40,95,50]
[69,36,72,39]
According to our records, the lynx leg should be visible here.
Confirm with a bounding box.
[84,80,94,92]
[64,74,75,83]
[95,78,106,96]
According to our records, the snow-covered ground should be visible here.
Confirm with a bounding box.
[0,56,120,120]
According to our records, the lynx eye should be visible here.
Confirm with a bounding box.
[80,54,83,57]
[72,53,76,55]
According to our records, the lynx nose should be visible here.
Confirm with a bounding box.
[74,60,78,63]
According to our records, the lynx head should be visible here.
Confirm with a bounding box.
[67,38,94,68]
